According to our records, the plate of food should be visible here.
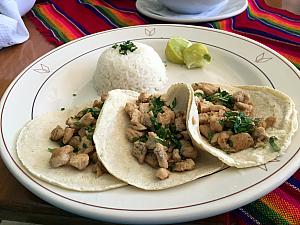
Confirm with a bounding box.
[0,24,299,224]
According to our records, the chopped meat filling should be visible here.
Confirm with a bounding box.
[192,82,277,153]
[125,92,199,180]
[49,97,106,176]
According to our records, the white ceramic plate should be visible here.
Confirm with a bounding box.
[1,24,299,224]
[136,0,248,23]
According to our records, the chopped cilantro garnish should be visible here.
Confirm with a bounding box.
[194,92,205,98]
[84,107,101,118]
[48,148,55,152]
[150,96,164,117]
[112,41,137,55]
[150,116,182,150]
[87,134,93,141]
[221,111,254,134]
[269,136,280,152]
[169,98,177,110]
[132,134,148,143]
[205,90,234,109]
[85,125,95,132]
[208,132,214,143]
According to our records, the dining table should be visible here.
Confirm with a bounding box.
[0,0,299,225]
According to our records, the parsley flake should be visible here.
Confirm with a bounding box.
[205,90,234,109]
[112,41,137,55]
[221,111,254,134]
[269,136,280,152]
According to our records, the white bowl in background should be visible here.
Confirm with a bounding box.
[158,0,227,14]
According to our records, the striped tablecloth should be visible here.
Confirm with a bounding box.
[28,0,300,224]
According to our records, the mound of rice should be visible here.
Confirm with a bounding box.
[93,41,167,93]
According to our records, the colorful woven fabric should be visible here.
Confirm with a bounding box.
[28,0,300,224]
[232,169,300,225]
[28,0,300,69]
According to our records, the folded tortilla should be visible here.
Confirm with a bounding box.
[94,84,224,190]
[188,84,298,168]
[17,105,126,191]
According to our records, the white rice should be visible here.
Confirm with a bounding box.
[93,42,167,94]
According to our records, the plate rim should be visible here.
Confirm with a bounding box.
[1,24,299,224]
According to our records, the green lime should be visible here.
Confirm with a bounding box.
[183,43,211,69]
[165,37,192,64]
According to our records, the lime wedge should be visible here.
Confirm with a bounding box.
[165,37,192,64]
[183,43,211,69]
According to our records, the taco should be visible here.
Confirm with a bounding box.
[94,84,224,190]
[17,99,126,191]
[188,82,298,168]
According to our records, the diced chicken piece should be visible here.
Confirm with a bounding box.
[126,128,145,142]
[199,113,210,124]
[229,133,254,151]
[234,102,253,116]
[217,131,232,149]
[50,125,65,141]
[131,109,142,124]
[92,161,106,177]
[101,93,108,102]
[218,109,226,117]
[192,83,219,96]
[180,130,191,141]
[90,151,99,164]
[157,106,175,126]
[124,102,138,118]
[265,116,276,128]
[145,152,159,168]
[172,149,181,162]
[69,153,89,170]
[139,103,150,113]
[62,127,75,144]
[173,159,195,172]
[131,141,147,164]
[93,100,102,108]
[198,102,211,113]
[180,140,198,159]
[211,133,220,145]
[138,92,150,103]
[49,145,73,168]
[256,118,266,128]
[199,124,212,139]
[78,128,87,137]
[66,117,80,129]
[78,136,94,154]
[252,127,268,142]
[76,108,88,118]
[233,91,251,104]
[145,132,157,149]
[155,168,169,180]
[154,143,168,169]
[175,111,185,119]
[79,112,96,127]
[140,112,152,127]
[175,116,186,131]
[131,122,147,131]
[209,116,223,133]
[209,104,227,112]
[68,136,81,148]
